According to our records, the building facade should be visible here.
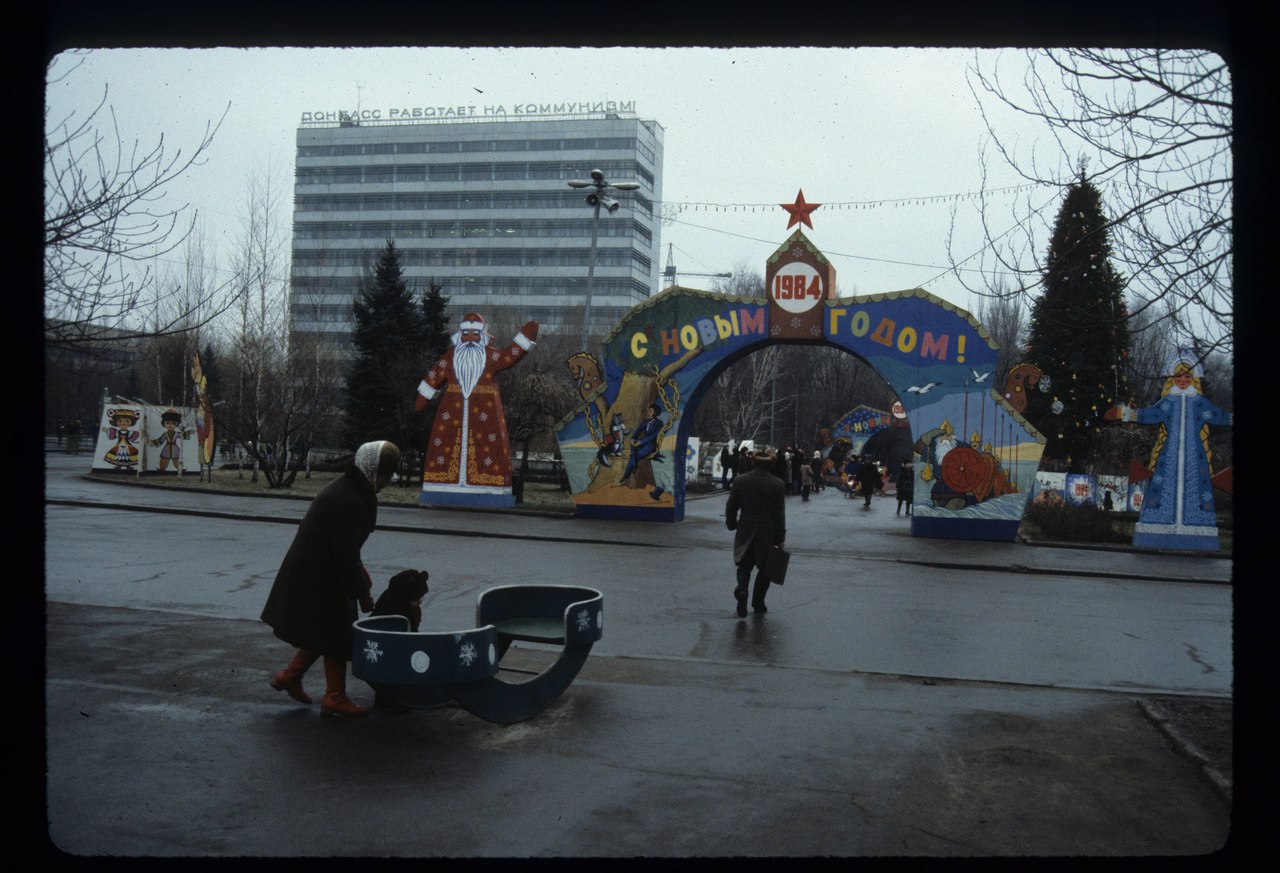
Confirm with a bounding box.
[289,109,664,355]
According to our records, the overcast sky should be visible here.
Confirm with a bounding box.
[45,46,1092,314]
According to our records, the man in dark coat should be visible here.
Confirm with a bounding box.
[725,447,787,616]
[262,440,400,717]
[857,455,881,509]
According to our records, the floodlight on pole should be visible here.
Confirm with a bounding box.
[567,168,640,352]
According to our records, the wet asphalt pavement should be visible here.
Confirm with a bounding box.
[41,453,1243,858]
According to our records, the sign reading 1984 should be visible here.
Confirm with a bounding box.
[771,262,823,314]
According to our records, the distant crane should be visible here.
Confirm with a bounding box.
[663,244,731,288]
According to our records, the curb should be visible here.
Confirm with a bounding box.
[1136,698,1233,804]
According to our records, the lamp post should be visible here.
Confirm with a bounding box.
[568,169,640,352]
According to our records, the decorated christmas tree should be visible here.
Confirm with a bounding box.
[1024,171,1131,471]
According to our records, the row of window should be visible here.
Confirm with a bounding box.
[298,135,657,165]
[291,247,653,272]
[290,275,650,299]
[291,308,625,352]
[295,160,655,187]
[292,217,652,245]
[294,190,655,218]
[291,295,642,325]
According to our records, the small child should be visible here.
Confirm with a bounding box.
[370,569,429,715]
[372,569,429,632]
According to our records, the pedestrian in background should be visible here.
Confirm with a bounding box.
[896,461,914,516]
[844,454,860,499]
[773,448,790,491]
[858,455,880,509]
[66,418,83,454]
[261,440,400,718]
[790,447,804,496]
[725,447,787,616]
[800,461,813,502]
[720,442,736,489]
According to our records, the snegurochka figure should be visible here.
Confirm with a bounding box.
[1103,349,1232,551]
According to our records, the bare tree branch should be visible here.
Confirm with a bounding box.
[955,49,1231,356]
[44,53,236,350]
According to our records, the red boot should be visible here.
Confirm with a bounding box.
[320,656,368,718]
[270,649,318,704]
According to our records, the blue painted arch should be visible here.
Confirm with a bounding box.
[554,284,1045,541]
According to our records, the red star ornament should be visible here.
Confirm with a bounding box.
[780,189,821,229]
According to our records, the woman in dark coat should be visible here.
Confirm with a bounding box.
[725,448,787,616]
[262,440,400,717]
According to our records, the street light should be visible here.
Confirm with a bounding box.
[567,169,640,352]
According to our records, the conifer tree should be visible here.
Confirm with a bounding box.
[409,279,453,459]
[345,240,431,453]
[1024,171,1131,471]
[420,279,452,365]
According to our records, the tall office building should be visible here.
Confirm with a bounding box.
[289,107,664,355]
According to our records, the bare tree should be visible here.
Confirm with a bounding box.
[961,49,1232,359]
[44,52,233,350]
[712,260,765,298]
[222,161,297,486]
[130,221,225,407]
[972,277,1028,386]
[693,345,791,446]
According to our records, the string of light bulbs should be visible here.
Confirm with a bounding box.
[655,182,1042,214]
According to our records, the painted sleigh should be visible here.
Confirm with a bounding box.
[351,584,604,724]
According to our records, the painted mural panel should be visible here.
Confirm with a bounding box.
[92,404,201,474]
[819,290,1044,541]
[829,404,894,455]
[558,286,763,519]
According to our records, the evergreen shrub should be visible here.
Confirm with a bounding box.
[1022,501,1132,544]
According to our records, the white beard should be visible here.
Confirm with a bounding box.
[453,340,488,398]
[935,437,956,463]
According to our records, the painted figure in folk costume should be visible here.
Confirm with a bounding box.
[1104,348,1232,550]
[102,408,142,469]
[414,312,538,503]
[150,407,193,472]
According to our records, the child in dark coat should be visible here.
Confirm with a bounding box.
[372,569,429,632]
[369,569,429,713]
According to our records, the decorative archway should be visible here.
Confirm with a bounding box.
[554,229,1045,541]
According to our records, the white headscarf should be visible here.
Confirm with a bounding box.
[355,440,396,487]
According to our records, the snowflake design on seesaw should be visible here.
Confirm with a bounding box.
[790,316,803,329]
[458,640,478,666]
[575,608,592,632]
[363,640,384,662]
